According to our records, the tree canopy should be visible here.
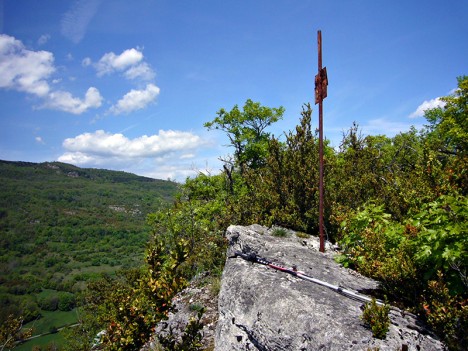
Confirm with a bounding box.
[204,99,285,171]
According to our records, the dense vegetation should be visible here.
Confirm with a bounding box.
[0,161,178,349]
[142,77,463,350]
[2,77,466,350]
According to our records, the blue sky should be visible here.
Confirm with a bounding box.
[0,0,466,181]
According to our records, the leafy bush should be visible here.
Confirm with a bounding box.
[338,204,420,302]
[412,194,468,294]
[58,292,76,311]
[147,173,229,278]
[339,199,467,349]
[422,272,468,351]
[65,236,191,350]
[38,295,59,312]
[235,104,323,234]
[361,298,390,339]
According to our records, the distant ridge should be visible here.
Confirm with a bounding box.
[0,159,168,184]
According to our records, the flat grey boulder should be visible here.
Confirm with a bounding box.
[215,224,444,351]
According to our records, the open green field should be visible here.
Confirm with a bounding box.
[12,309,78,350]
[14,331,67,351]
[24,309,78,336]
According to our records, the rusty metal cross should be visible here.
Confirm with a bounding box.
[315,30,328,253]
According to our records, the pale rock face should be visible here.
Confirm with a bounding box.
[215,224,444,351]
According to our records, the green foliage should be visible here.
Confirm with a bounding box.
[421,272,468,351]
[263,104,321,232]
[423,76,468,194]
[361,298,390,339]
[271,227,288,237]
[57,292,76,312]
[231,104,325,234]
[204,99,285,171]
[145,238,189,319]
[339,200,467,348]
[38,295,59,312]
[331,79,467,349]
[189,304,204,314]
[338,204,420,302]
[73,237,190,350]
[328,124,432,227]
[147,173,229,277]
[0,314,32,350]
[412,194,468,294]
[62,309,101,351]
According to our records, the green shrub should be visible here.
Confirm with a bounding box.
[295,231,309,238]
[422,272,468,351]
[189,303,204,312]
[338,204,421,302]
[413,194,468,294]
[38,295,59,311]
[271,227,288,237]
[58,292,76,311]
[361,298,390,339]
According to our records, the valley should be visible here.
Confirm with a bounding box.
[0,160,178,349]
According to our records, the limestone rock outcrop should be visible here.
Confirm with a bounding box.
[215,224,444,351]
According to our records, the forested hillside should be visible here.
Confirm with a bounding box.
[0,161,178,349]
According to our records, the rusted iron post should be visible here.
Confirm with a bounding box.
[315,30,328,253]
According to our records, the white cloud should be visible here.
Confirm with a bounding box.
[35,136,45,144]
[58,130,220,181]
[37,34,50,46]
[58,151,97,165]
[58,129,210,177]
[124,62,155,81]
[180,153,195,159]
[143,163,202,182]
[95,48,144,76]
[43,87,103,114]
[361,118,418,136]
[0,34,102,115]
[61,0,102,43]
[409,97,445,118]
[0,34,54,96]
[82,57,92,66]
[61,129,205,157]
[90,48,156,82]
[109,83,160,115]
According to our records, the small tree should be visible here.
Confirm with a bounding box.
[204,99,284,172]
[423,75,467,195]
